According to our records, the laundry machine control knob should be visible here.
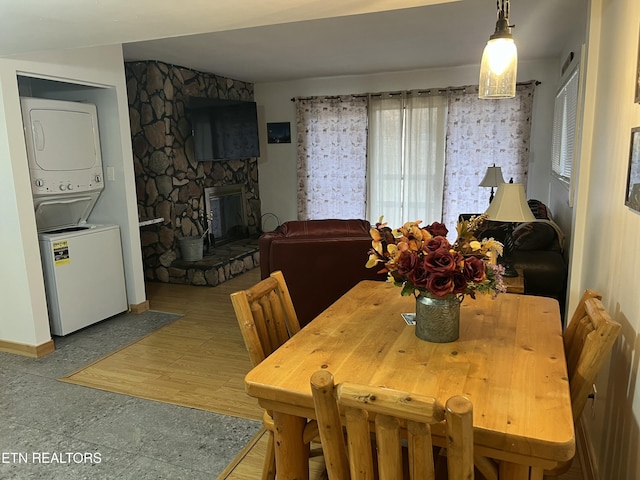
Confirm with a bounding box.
[35,179,44,187]
[94,174,102,183]
[67,184,74,191]
[59,184,66,191]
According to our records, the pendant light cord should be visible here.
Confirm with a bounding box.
[498,0,511,25]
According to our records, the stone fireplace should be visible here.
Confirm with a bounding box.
[126,60,261,286]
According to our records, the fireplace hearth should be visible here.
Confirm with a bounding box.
[170,237,259,287]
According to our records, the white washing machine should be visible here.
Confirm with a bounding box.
[39,224,128,336]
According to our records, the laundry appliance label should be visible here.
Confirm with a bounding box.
[52,240,70,266]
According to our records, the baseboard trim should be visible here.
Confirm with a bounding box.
[129,300,150,314]
[576,417,599,480]
[217,427,266,479]
[0,338,55,357]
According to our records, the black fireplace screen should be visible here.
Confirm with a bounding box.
[205,185,248,245]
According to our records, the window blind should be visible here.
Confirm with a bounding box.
[551,67,579,180]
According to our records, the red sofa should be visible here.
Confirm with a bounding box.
[259,219,384,326]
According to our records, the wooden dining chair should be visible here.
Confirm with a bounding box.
[474,289,622,479]
[231,270,320,480]
[310,369,474,480]
[543,290,621,476]
[230,270,300,367]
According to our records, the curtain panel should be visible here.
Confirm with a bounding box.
[295,83,536,232]
[442,83,536,230]
[295,96,368,220]
[367,92,448,228]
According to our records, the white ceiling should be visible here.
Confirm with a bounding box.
[1,0,587,84]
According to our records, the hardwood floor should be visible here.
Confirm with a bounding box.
[144,268,264,421]
[144,268,585,479]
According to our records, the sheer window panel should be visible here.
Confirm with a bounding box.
[367,95,404,226]
[367,93,447,228]
[403,94,447,224]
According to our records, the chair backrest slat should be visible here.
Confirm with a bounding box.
[374,414,404,480]
[231,271,301,367]
[345,408,376,479]
[563,289,602,357]
[565,296,621,423]
[407,420,436,480]
[310,370,474,480]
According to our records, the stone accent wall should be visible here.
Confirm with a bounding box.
[125,60,261,284]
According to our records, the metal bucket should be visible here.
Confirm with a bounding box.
[178,236,204,261]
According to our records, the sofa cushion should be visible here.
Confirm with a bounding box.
[512,222,556,250]
[512,250,567,297]
[279,219,371,238]
[527,199,552,220]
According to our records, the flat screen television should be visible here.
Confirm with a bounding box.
[189,97,260,161]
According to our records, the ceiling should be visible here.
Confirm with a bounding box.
[2,0,587,84]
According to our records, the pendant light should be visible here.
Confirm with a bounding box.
[479,0,517,99]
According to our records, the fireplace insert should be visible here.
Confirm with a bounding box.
[204,184,249,246]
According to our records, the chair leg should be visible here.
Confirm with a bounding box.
[262,430,276,480]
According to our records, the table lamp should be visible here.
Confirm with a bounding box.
[479,164,505,203]
[484,183,535,277]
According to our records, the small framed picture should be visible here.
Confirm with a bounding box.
[625,127,640,212]
[267,122,291,144]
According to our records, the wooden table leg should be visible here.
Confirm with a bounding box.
[272,410,310,480]
[499,461,532,480]
[529,467,544,480]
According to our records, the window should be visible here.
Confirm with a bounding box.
[367,93,448,228]
[551,67,580,181]
[295,84,536,229]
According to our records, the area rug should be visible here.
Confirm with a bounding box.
[59,311,263,422]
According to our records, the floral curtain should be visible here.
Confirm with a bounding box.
[442,83,536,231]
[295,96,368,220]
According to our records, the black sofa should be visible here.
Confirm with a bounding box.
[463,199,568,313]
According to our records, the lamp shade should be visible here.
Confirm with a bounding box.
[478,1,518,99]
[484,183,535,222]
[479,166,505,187]
[479,38,517,99]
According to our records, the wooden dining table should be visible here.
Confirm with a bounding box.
[244,280,575,480]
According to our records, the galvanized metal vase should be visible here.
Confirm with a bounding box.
[415,292,460,343]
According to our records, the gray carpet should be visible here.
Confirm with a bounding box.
[0,310,261,480]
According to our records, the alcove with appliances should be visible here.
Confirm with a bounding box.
[16,75,137,337]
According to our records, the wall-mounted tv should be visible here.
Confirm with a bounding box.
[188,97,260,162]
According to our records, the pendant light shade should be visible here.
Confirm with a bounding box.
[479,0,518,99]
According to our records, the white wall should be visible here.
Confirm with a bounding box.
[0,45,145,348]
[255,60,560,226]
[0,71,50,345]
[548,12,588,262]
[570,0,640,477]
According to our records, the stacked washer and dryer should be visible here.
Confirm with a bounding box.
[21,97,128,336]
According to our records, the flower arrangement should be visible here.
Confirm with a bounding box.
[366,215,506,299]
